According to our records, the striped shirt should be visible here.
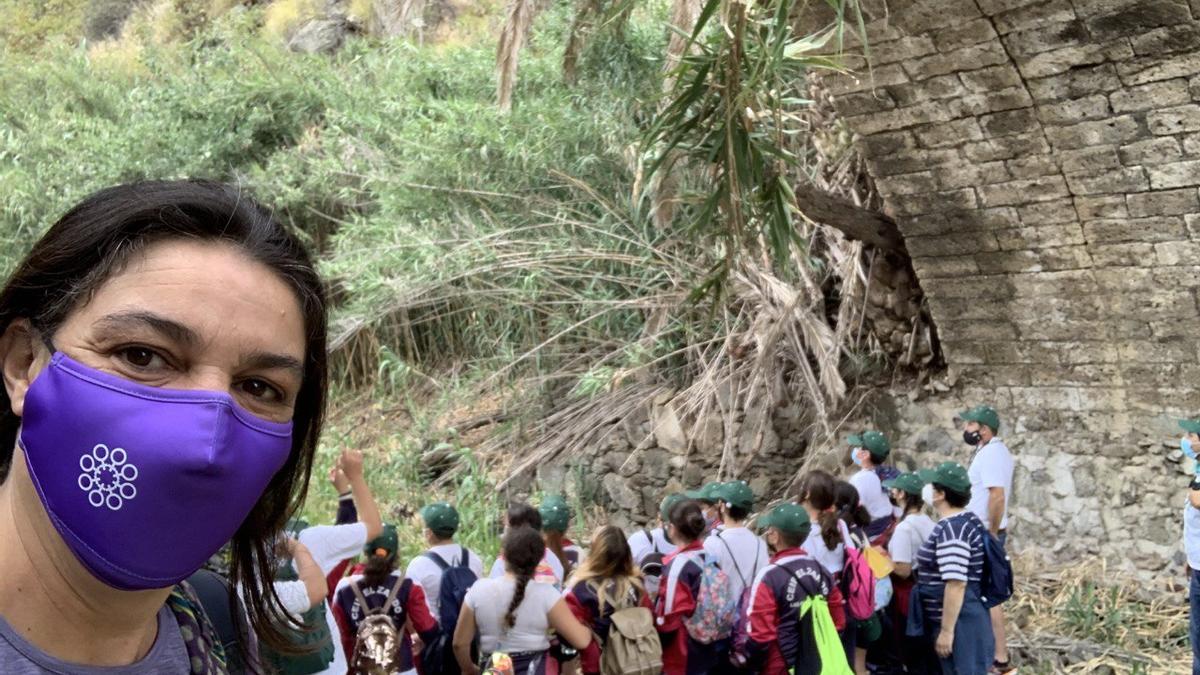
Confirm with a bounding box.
[914,511,986,623]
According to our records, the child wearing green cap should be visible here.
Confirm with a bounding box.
[882,472,938,674]
[331,524,440,673]
[627,493,683,602]
[700,481,769,675]
[406,502,484,617]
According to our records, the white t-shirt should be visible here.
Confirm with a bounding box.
[298,522,370,576]
[967,438,1014,530]
[405,544,485,616]
[849,469,893,521]
[628,527,676,566]
[464,577,562,654]
[702,526,768,599]
[888,514,936,565]
[1185,500,1200,571]
[803,519,849,575]
[489,550,565,589]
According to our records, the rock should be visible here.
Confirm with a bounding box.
[602,473,641,511]
[651,400,688,454]
[288,19,348,54]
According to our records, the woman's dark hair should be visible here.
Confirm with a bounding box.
[834,481,871,530]
[0,180,328,649]
[934,483,970,508]
[895,488,924,519]
[801,470,840,550]
[668,500,706,543]
[502,526,546,630]
[363,553,397,588]
[777,528,808,549]
[544,529,571,580]
[724,503,750,522]
[506,503,543,531]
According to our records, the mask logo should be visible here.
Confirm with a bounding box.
[77,444,139,511]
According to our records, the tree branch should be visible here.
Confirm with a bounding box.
[793,182,904,250]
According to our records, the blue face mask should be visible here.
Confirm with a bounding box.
[1184,437,1198,460]
[850,447,863,467]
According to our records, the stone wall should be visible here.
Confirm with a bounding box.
[820,0,1200,573]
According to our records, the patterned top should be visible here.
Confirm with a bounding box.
[914,510,987,624]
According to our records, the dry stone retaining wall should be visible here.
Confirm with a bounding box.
[822,0,1200,572]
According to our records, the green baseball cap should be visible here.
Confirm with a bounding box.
[960,405,1000,432]
[918,461,971,494]
[364,524,399,556]
[716,480,754,510]
[539,495,572,533]
[757,503,811,537]
[421,502,460,533]
[846,430,891,460]
[686,481,723,504]
[660,493,688,521]
[1180,418,1200,434]
[882,472,926,496]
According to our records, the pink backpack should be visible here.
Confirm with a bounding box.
[840,527,876,621]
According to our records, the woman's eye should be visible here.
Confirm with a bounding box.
[119,346,164,369]
[240,378,282,402]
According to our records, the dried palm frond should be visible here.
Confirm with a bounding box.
[496,0,539,112]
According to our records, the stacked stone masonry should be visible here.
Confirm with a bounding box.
[822,0,1200,573]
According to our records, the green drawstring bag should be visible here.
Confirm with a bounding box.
[788,596,853,675]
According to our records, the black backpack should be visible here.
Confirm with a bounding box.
[421,547,478,675]
[186,569,255,675]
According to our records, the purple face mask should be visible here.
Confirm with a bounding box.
[20,352,293,590]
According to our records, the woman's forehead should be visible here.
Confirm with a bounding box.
[66,240,306,360]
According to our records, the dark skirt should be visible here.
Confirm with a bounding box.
[907,583,994,675]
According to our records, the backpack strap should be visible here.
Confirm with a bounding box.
[458,546,469,569]
[169,581,230,674]
[715,532,750,587]
[645,529,659,555]
[424,550,450,571]
[350,579,381,617]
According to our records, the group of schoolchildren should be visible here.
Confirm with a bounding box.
[221,404,1015,675]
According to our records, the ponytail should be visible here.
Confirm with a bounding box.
[499,526,545,631]
[504,573,532,631]
[818,510,841,550]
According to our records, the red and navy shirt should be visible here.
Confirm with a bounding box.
[653,542,719,675]
[330,573,439,672]
[565,579,652,674]
[742,548,846,675]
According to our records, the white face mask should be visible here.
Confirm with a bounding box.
[921,483,935,506]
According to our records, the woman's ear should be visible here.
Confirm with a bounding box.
[0,319,39,418]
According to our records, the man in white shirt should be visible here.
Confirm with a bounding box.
[1181,417,1200,675]
[703,480,768,675]
[960,404,1015,675]
[847,430,898,539]
[267,448,384,675]
[405,502,484,617]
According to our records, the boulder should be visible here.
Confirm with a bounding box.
[288,18,348,54]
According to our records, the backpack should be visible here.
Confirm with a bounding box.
[980,531,1014,609]
[186,569,253,675]
[348,577,410,675]
[714,531,760,654]
[261,561,337,675]
[839,527,876,622]
[638,530,667,602]
[678,553,738,644]
[789,596,853,675]
[862,540,895,611]
[601,603,663,675]
[421,547,479,675]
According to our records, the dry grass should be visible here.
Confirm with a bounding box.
[1007,554,1190,674]
[495,0,538,111]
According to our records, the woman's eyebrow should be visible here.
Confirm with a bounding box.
[94,310,200,346]
[240,351,305,379]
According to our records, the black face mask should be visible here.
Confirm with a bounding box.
[963,429,982,446]
[887,495,900,508]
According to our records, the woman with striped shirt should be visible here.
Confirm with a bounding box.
[910,462,994,675]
